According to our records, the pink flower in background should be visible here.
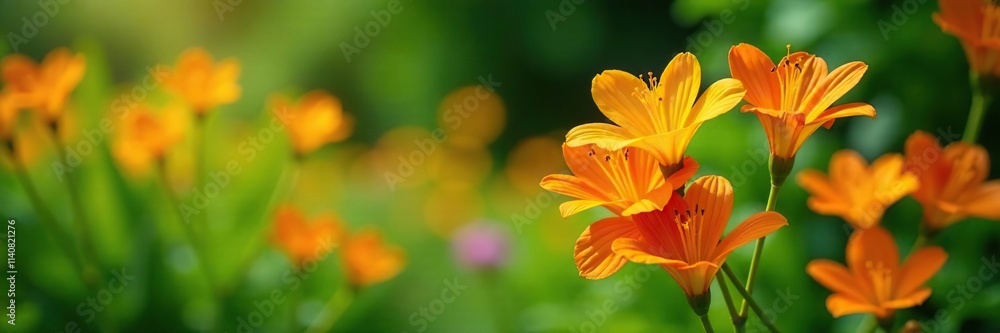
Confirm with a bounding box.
[452,221,510,270]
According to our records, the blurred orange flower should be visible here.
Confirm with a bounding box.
[540,144,699,280]
[164,48,241,114]
[0,91,21,143]
[807,227,947,319]
[729,43,874,160]
[271,205,345,267]
[934,0,1000,77]
[273,90,353,157]
[0,48,86,124]
[798,150,918,230]
[904,131,1000,231]
[342,229,406,288]
[566,53,745,168]
[112,104,186,175]
[612,176,787,296]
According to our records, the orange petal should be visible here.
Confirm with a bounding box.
[807,259,868,301]
[685,176,734,259]
[728,43,780,110]
[666,156,700,188]
[621,184,675,216]
[558,200,607,218]
[847,227,900,275]
[809,102,876,125]
[963,180,1000,220]
[611,238,687,266]
[883,288,932,310]
[574,217,642,280]
[804,61,868,117]
[658,52,701,128]
[895,247,947,297]
[591,70,655,134]
[826,294,883,318]
[797,169,849,217]
[673,261,720,296]
[565,122,638,151]
[540,174,609,203]
[688,78,745,127]
[712,211,787,263]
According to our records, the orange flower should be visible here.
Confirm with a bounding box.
[272,90,353,156]
[566,52,745,168]
[934,0,1000,77]
[539,144,698,279]
[729,43,875,160]
[1,48,86,124]
[798,150,918,230]
[611,176,787,296]
[807,227,947,319]
[111,104,186,175]
[271,205,345,267]
[904,131,1000,231]
[164,48,241,114]
[342,229,405,288]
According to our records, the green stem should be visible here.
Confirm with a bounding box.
[963,75,990,143]
[723,264,781,333]
[287,271,302,332]
[855,315,878,333]
[47,130,102,279]
[305,284,355,333]
[738,184,781,320]
[716,271,742,333]
[699,314,716,333]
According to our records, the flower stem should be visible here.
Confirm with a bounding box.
[699,314,716,333]
[738,184,781,320]
[305,284,356,333]
[855,315,878,333]
[963,74,991,143]
[723,264,781,333]
[716,271,742,333]
[46,129,104,285]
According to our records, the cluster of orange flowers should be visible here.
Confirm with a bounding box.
[540,5,1000,327]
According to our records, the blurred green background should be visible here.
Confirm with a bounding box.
[1,0,999,332]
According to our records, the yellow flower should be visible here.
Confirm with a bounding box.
[728,43,874,160]
[271,205,345,267]
[164,48,241,114]
[798,150,918,230]
[612,176,787,296]
[904,131,1000,231]
[342,229,406,288]
[566,52,745,169]
[272,90,353,157]
[807,227,947,319]
[111,104,186,175]
[1,48,86,124]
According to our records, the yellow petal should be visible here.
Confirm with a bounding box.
[808,102,876,125]
[565,122,638,151]
[591,70,655,134]
[803,61,868,118]
[658,52,701,130]
[687,78,745,127]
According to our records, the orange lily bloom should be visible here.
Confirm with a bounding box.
[272,90,354,157]
[611,175,787,296]
[798,150,918,230]
[904,131,1000,231]
[934,0,1000,77]
[111,104,186,175]
[271,205,345,267]
[342,229,406,288]
[807,227,947,319]
[1,48,86,124]
[566,52,746,169]
[539,144,698,279]
[164,48,241,114]
[728,43,875,160]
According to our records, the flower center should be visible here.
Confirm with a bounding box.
[771,44,811,113]
[865,260,894,303]
[668,204,708,261]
